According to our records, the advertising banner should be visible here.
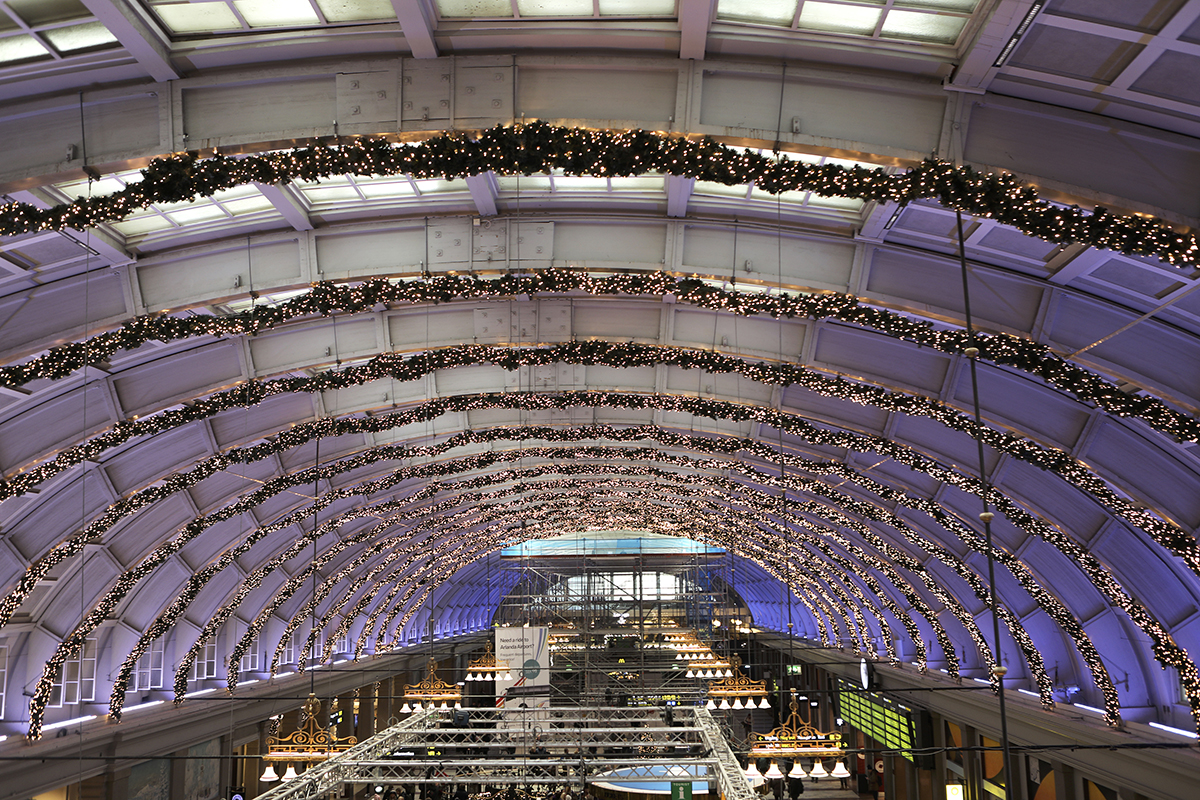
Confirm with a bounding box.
[494,626,550,709]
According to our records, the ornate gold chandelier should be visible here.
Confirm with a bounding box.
[705,655,769,709]
[465,641,512,682]
[400,658,462,712]
[259,693,357,782]
[747,690,850,781]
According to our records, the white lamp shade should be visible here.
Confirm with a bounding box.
[809,761,828,778]
[503,671,513,680]
[686,669,695,678]
[465,673,475,682]
[732,697,744,709]
[454,701,462,709]
[281,764,299,781]
[745,762,762,780]
[260,764,280,782]
[718,698,731,710]
[440,701,449,709]
[788,762,807,779]
[830,762,851,778]
[758,697,771,709]
[765,763,785,780]
[400,702,412,713]
[706,698,717,710]
[724,669,733,677]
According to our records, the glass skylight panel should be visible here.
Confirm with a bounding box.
[880,9,967,44]
[220,195,276,215]
[110,215,174,237]
[694,181,750,198]
[0,34,48,65]
[797,2,882,36]
[233,0,320,28]
[715,0,979,44]
[413,178,464,194]
[42,22,118,54]
[301,185,363,204]
[150,1,242,34]
[897,0,976,10]
[358,181,416,199]
[316,0,397,22]
[497,175,553,192]
[715,0,798,27]
[437,0,514,17]
[597,0,677,15]
[167,205,229,225]
[608,176,665,191]
[552,176,612,191]
[515,0,595,17]
[7,0,89,27]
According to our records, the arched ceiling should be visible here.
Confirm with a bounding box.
[1,0,1200,748]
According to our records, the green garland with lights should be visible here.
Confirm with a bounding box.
[21,407,1190,734]
[4,271,1198,486]
[0,123,1195,264]
[92,428,1139,728]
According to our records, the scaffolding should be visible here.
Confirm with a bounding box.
[489,538,751,707]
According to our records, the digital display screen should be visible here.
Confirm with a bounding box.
[838,682,916,761]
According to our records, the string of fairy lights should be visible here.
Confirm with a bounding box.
[5,379,1192,641]
[4,338,1196,627]
[2,272,1198,452]
[28,407,1190,734]
[0,123,1195,264]
[107,461,956,718]
[96,441,1104,729]
[10,125,1200,738]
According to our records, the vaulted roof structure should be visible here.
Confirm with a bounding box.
[2,0,1200,755]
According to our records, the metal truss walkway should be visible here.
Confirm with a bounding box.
[258,706,754,800]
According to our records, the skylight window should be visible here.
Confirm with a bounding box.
[0,0,117,65]
[144,0,397,36]
[436,0,676,19]
[714,0,979,46]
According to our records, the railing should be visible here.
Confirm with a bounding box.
[256,709,438,800]
[255,706,754,800]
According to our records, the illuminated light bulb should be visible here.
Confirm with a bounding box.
[765,763,784,780]
[788,762,807,779]
[503,671,512,681]
[282,764,299,781]
[745,762,761,780]
[260,764,280,782]
[831,762,850,778]
[758,697,771,709]
[400,702,412,713]
[809,761,828,779]
[686,668,695,678]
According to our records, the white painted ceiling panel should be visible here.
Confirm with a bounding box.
[112,342,243,414]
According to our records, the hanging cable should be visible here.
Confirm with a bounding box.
[955,209,1013,800]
